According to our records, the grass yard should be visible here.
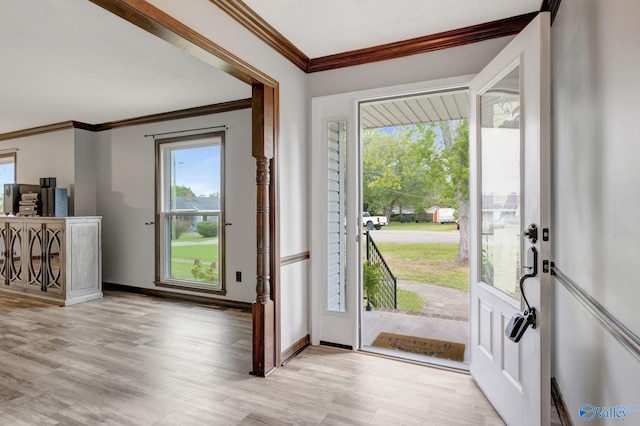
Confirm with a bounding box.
[377,242,469,291]
[396,288,424,312]
[169,242,219,282]
[384,222,457,232]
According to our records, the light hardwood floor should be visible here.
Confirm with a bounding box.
[0,291,505,425]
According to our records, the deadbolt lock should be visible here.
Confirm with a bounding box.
[524,223,538,244]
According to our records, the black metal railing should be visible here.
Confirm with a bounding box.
[365,231,397,309]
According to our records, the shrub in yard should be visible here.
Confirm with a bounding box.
[175,219,191,239]
[196,220,218,238]
[191,258,218,283]
[363,261,382,308]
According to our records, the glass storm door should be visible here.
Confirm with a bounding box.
[469,13,551,426]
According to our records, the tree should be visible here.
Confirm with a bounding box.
[362,127,434,218]
[175,185,195,197]
[428,119,470,264]
[362,121,469,265]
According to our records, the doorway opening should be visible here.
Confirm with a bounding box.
[358,89,471,369]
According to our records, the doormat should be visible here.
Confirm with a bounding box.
[371,332,465,362]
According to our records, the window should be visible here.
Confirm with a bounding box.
[155,132,224,293]
[0,152,16,213]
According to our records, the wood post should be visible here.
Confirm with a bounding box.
[251,84,276,376]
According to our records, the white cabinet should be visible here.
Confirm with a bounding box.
[0,217,102,305]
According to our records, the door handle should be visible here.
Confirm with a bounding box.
[505,246,538,342]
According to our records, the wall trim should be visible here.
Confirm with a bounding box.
[103,282,252,312]
[0,99,252,142]
[94,98,252,131]
[307,13,538,73]
[551,266,640,362]
[210,0,538,74]
[281,251,310,267]
[551,377,573,426]
[0,121,77,142]
[281,334,310,366]
[209,0,309,72]
[541,0,562,24]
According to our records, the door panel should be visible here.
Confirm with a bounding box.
[311,97,359,348]
[469,13,550,426]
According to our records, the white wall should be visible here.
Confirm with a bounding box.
[74,128,97,216]
[551,0,640,423]
[95,109,257,303]
[6,129,76,213]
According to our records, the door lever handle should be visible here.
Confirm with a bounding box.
[505,246,538,342]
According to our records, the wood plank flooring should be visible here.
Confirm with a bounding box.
[0,291,505,425]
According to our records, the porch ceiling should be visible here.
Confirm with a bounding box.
[361,90,469,129]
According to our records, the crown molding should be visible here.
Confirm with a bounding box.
[210,1,544,74]
[0,121,79,142]
[94,98,252,131]
[307,12,538,73]
[0,99,252,142]
[210,0,309,72]
[540,0,562,24]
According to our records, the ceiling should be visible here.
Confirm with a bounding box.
[0,0,542,136]
[361,90,469,129]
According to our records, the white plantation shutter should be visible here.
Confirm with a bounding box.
[327,121,346,311]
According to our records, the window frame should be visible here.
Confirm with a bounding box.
[154,132,226,295]
[0,152,17,214]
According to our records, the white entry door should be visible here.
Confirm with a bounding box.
[469,12,551,426]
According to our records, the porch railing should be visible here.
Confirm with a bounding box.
[365,231,397,309]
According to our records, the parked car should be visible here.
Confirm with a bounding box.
[362,212,388,230]
[435,207,457,224]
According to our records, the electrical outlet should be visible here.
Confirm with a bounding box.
[236,271,242,282]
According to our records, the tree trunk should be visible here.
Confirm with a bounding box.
[456,194,469,265]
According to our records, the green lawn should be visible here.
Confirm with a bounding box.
[376,242,469,291]
[384,222,457,232]
[175,232,215,243]
[396,288,424,312]
[169,242,219,282]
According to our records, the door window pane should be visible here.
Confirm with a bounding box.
[480,65,521,298]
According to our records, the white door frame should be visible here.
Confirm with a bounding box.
[310,75,474,349]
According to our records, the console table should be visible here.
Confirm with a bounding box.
[0,216,102,305]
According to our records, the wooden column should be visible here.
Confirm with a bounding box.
[251,84,276,376]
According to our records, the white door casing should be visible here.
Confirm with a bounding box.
[311,76,476,350]
[469,12,550,426]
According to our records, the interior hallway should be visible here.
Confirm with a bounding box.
[0,291,504,425]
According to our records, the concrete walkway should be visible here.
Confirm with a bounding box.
[398,280,469,321]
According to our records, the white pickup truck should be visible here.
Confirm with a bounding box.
[362,212,388,230]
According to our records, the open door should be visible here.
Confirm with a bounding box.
[469,12,550,426]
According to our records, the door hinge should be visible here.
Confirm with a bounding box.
[543,259,550,273]
[543,227,550,241]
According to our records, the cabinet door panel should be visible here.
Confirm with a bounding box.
[26,223,44,291]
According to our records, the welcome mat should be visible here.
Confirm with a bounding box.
[372,332,465,362]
